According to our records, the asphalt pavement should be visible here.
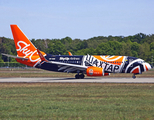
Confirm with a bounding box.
[0,77,154,83]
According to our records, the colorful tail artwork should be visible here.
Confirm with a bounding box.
[10,25,46,67]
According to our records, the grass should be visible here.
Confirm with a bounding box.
[0,68,75,78]
[0,72,75,78]
[0,83,154,119]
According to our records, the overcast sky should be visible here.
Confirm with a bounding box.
[0,0,154,40]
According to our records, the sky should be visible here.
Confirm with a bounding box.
[0,0,154,40]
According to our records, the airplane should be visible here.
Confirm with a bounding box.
[1,25,152,79]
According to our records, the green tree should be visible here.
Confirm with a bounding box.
[131,42,139,57]
[150,42,154,50]
[47,41,67,55]
[76,40,88,50]
[61,37,72,44]
[138,43,150,62]
[96,42,110,55]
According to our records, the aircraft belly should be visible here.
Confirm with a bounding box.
[36,62,58,71]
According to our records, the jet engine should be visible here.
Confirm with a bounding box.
[86,67,110,76]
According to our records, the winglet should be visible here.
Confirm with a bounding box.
[68,51,72,56]
[37,49,48,62]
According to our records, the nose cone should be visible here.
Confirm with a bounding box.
[144,62,152,71]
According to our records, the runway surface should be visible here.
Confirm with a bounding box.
[0,77,154,83]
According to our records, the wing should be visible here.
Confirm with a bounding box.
[37,49,87,73]
[51,61,87,73]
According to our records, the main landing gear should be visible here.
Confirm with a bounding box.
[132,74,136,79]
[75,73,85,79]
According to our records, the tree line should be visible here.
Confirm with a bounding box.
[1,33,154,64]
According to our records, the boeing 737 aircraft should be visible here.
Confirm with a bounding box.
[2,25,152,79]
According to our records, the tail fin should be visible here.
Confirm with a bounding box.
[10,25,37,57]
[10,25,46,67]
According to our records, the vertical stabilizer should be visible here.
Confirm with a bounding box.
[10,25,37,57]
[10,25,46,67]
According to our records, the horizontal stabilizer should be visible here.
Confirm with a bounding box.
[1,53,28,60]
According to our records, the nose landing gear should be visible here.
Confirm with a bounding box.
[132,74,136,79]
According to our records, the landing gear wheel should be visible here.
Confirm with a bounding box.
[80,74,85,79]
[75,74,85,79]
[75,74,80,79]
[132,74,136,79]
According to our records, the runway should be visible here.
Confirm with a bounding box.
[0,77,154,83]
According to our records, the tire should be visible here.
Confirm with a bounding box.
[80,74,85,79]
[132,75,136,79]
[75,74,80,79]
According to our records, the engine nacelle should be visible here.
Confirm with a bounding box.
[86,67,110,76]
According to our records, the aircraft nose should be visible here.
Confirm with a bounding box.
[144,62,152,71]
